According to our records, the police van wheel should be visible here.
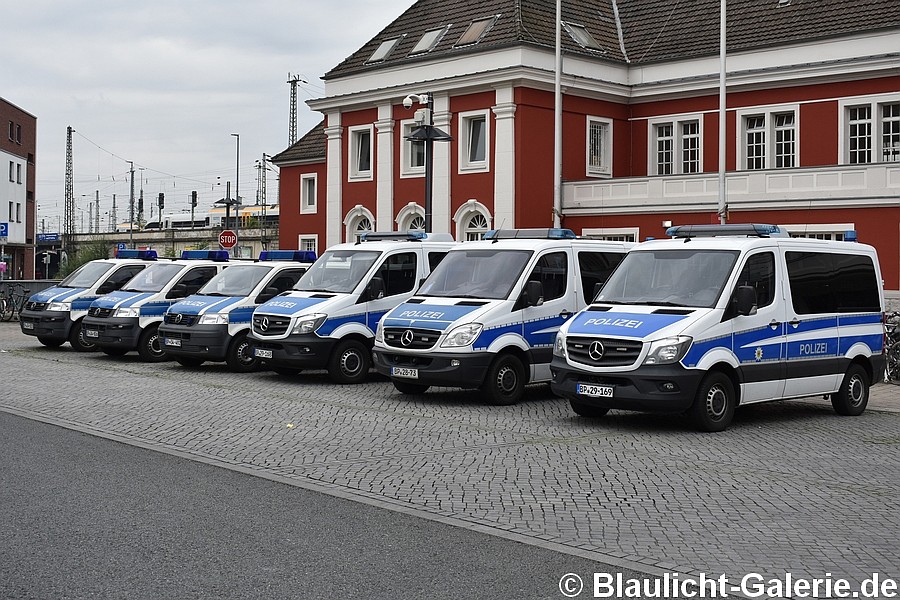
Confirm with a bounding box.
[226,333,258,373]
[689,372,735,432]
[37,336,65,348]
[137,325,168,362]
[569,400,610,418]
[831,364,869,416]
[328,339,370,384]
[175,357,204,368]
[392,380,430,395]
[480,354,525,406]
[68,320,97,352]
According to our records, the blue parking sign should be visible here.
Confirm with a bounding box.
[117,242,127,250]
[0,222,8,237]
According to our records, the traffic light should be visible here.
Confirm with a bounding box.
[191,191,198,208]
[158,193,165,210]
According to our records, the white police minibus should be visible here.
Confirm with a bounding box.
[550,224,886,431]
[372,229,632,404]
[19,250,158,351]
[159,250,316,371]
[248,232,456,383]
[83,250,229,361]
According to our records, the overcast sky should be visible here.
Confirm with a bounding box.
[2,0,413,231]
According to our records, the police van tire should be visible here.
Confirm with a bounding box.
[480,354,525,406]
[226,332,258,373]
[328,339,370,384]
[137,325,168,362]
[37,336,65,348]
[100,347,128,357]
[569,400,610,418]
[175,357,204,368]
[392,380,430,395]
[689,371,735,432]
[831,364,869,416]
[68,320,97,352]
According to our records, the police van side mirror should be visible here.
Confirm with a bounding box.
[97,280,117,294]
[167,283,188,299]
[592,282,604,301]
[366,276,385,301]
[734,285,757,316]
[522,280,544,308]
[256,286,279,303]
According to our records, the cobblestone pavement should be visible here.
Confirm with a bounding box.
[2,321,898,593]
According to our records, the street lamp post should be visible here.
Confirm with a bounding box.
[403,92,452,233]
[231,133,240,257]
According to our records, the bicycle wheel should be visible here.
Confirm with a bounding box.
[887,341,900,383]
[0,298,13,322]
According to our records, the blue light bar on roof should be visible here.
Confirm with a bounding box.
[115,249,158,260]
[181,250,229,261]
[483,228,577,240]
[359,231,428,242]
[666,224,787,238]
[258,250,317,262]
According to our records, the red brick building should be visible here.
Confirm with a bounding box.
[0,97,37,279]
[272,0,900,289]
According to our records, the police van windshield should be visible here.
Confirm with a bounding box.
[121,263,185,293]
[198,264,272,297]
[418,249,532,300]
[295,250,379,294]
[58,261,115,289]
[597,249,739,308]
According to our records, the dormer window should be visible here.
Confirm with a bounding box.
[455,15,499,47]
[367,36,403,63]
[410,26,449,54]
[562,21,603,51]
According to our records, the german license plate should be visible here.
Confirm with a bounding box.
[164,337,181,347]
[391,367,418,379]
[576,383,613,398]
[254,348,273,359]
[85,329,99,338]
[22,322,34,330]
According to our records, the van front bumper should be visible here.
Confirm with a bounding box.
[19,309,72,340]
[159,324,231,361]
[82,316,141,350]
[549,356,703,413]
[372,348,493,388]
[248,333,337,369]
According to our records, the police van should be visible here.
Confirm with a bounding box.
[159,250,315,372]
[82,250,229,361]
[18,250,158,351]
[550,224,886,431]
[372,229,632,404]
[248,232,456,383]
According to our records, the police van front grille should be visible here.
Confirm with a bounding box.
[567,336,643,367]
[252,314,291,336]
[88,307,114,318]
[383,327,440,350]
[164,313,198,326]
[24,301,47,311]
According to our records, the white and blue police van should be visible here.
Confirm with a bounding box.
[82,250,229,361]
[159,250,316,372]
[550,224,886,431]
[248,232,457,383]
[372,228,632,404]
[18,250,158,351]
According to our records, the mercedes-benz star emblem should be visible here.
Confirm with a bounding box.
[259,317,270,332]
[401,329,415,347]
[588,340,605,361]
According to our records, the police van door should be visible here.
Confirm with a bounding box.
[520,250,575,381]
[363,251,420,333]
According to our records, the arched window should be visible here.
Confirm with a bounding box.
[395,202,426,232]
[463,213,489,241]
[453,200,492,241]
[343,205,376,242]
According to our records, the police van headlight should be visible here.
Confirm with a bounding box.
[291,313,327,335]
[199,312,229,325]
[114,307,140,318]
[441,323,483,348]
[643,336,692,365]
[374,320,385,344]
[553,333,567,358]
[47,301,71,312]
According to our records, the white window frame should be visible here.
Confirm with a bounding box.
[400,119,426,178]
[343,205,376,243]
[838,94,900,164]
[647,115,703,175]
[458,109,490,173]
[453,199,492,241]
[581,227,639,242]
[348,125,374,181]
[586,116,613,178]
[298,234,319,254]
[782,223,854,241]
[395,202,426,232]
[736,104,800,170]
[300,173,317,214]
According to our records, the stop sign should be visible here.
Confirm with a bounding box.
[219,229,237,249]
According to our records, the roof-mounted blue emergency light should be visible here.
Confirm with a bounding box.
[484,228,577,241]
[180,250,230,262]
[844,230,858,242]
[115,249,158,260]
[359,231,428,242]
[258,250,318,262]
[666,224,788,239]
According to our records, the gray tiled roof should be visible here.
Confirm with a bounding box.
[270,120,326,164]
[324,0,900,78]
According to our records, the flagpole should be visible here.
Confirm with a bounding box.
[553,0,562,228]
[718,0,727,224]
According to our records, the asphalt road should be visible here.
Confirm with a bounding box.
[0,410,643,600]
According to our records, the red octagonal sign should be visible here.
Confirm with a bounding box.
[219,229,237,249]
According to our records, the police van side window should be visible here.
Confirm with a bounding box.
[375,252,418,297]
[578,251,624,304]
[177,267,219,296]
[832,254,880,312]
[734,252,776,311]
[427,251,447,272]
[108,266,145,290]
[272,269,306,293]
[786,252,879,314]
[526,252,568,302]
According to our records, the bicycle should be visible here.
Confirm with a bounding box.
[886,311,900,383]
[0,282,31,322]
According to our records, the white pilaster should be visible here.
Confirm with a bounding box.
[492,86,517,230]
[432,93,452,235]
[375,104,394,231]
[324,112,343,246]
